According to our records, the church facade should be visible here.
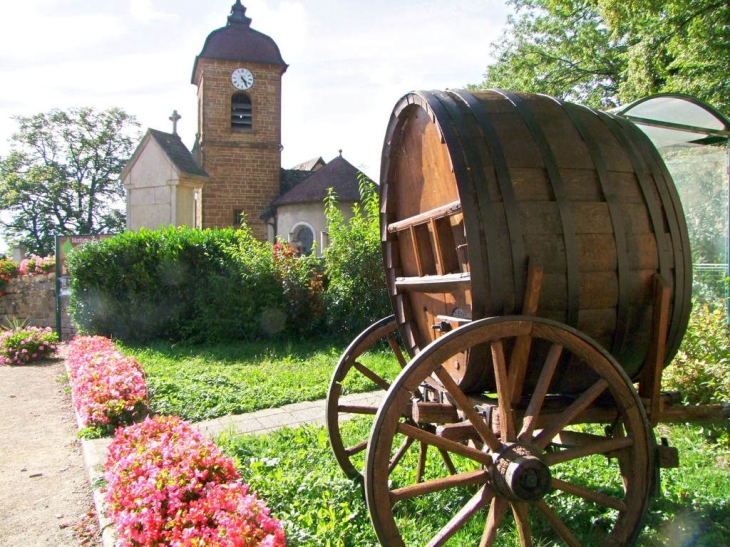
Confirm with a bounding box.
[123,1,364,252]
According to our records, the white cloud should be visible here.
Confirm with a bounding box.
[129,0,178,23]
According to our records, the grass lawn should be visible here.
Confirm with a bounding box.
[121,337,730,545]
[216,420,730,547]
[119,337,400,422]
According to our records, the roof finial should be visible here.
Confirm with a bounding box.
[169,110,181,136]
[338,149,342,157]
[228,1,252,26]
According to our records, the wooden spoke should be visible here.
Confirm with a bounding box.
[533,378,609,450]
[511,502,532,547]
[534,500,582,547]
[364,317,654,547]
[434,367,503,452]
[543,436,634,466]
[389,434,416,474]
[353,360,392,391]
[438,448,458,475]
[327,315,407,482]
[344,439,368,456]
[390,469,489,504]
[417,441,428,483]
[551,478,628,512]
[337,404,379,415]
[397,422,493,467]
[491,340,515,442]
[427,487,494,547]
[518,343,563,442]
[508,260,543,405]
[387,335,409,368]
[480,497,509,547]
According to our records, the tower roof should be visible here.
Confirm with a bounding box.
[191,1,286,82]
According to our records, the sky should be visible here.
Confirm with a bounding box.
[0,0,511,179]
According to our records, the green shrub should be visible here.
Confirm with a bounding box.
[664,300,730,405]
[323,174,390,335]
[0,326,58,365]
[67,225,326,344]
[0,258,19,295]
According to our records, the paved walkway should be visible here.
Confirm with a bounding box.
[0,359,100,546]
[81,391,383,546]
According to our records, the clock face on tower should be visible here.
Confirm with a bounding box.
[231,67,254,90]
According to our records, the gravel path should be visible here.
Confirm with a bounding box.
[0,357,101,546]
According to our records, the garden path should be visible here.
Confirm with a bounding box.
[0,353,101,546]
[0,348,380,547]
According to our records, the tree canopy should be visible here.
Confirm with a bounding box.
[0,107,140,255]
[478,0,729,112]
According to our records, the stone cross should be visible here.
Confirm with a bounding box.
[169,110,181,135]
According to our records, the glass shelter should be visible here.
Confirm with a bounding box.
[615,95,730,316]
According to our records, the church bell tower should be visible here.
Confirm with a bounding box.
[191,1,287,238]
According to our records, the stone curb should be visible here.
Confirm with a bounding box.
[73,391,382,547]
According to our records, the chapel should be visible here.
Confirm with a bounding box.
[122,1,364,256]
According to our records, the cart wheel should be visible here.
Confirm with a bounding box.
[327,315,409,481]
[365,316,655,547]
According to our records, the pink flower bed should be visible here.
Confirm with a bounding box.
[66,335,149,429]
[18,254,55,275]
[105,415,286,547]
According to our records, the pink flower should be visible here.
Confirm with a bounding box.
[66,336,148,429]
[103,416,286,546]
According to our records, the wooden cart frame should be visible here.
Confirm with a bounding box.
[326,89,730,546]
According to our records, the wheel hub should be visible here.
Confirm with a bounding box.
[491,444,551,501]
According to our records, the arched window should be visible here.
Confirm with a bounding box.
[231,93,252,130]
[293,224,315,256]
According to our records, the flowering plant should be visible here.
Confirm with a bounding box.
[18,254,55,276]
[0,326,58,365]
[105,415,286,547]
[66,335,149,430]
[0,259,19,295]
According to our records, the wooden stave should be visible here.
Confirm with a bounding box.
[379,89,691,394]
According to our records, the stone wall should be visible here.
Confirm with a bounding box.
[0,274,77,341]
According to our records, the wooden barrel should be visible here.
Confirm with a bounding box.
[380,89,692,394]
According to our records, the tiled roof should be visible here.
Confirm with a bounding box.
[273,155,362,206]
[280,168,313,195]
[148,129,208,177]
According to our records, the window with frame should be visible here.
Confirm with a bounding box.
[231,93,252,130]
[293,225,315,256]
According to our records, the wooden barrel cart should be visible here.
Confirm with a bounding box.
[326,90,730,546]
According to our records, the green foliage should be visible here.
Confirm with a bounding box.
[323,173,391,335]
[0,107,140,255]
[67,225,323,343]
[217,422,378,546]
[122,338,397,422]
[479,0,730,113]
[214,419,730,546]
[0,326,58,365]
[271,242,325,336]
[639,424,730,546]
[0,259,19,294]
[664,300,730,406]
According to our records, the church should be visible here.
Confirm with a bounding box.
[121,1,364,257]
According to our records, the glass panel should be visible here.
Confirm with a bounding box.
[624,96,726,131]
[658,143,728,303]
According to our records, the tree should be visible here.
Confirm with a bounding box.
[478,0,729,112]
[0,107,141,255]
[323,173,390,335]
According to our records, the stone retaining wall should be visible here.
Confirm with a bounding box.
[0,274,77,340]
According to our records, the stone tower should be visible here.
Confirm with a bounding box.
[191,1,287,238]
